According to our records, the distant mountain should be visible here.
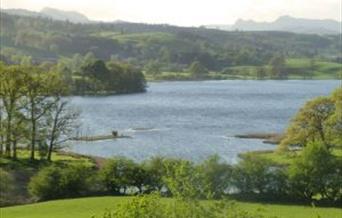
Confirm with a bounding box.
[1,8,42,17]
[207,16,341,35]
[1,7,90,23]
[40,7,90,23]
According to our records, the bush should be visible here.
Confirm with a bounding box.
[99,157,149,194]
[162,158,204,199]
[198,155,232,199]
[0,168,14,206]
[232,155,287,196]
[28,164,92,200]
[103,193,271,218]
[288,141,341,202]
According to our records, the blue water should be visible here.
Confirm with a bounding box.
[68,80,340,163]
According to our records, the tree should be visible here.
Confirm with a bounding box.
[288,141,340,201]
[188,61,208,78]
[0,65,26,157]
[100,157,137,194]
[256,66,267,80]
[144,60,161,75]
[142,157,165,192]
[45,98,79,161]
[325,88,342,146]
[269,54,287,79]
[28,165,92,200]
[279,96,335,150]
[198,155,232,199]
[162,159,204,200]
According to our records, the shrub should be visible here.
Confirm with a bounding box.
[232,154,287,196]
[99,157,149,194]
[28,164,92,200]
[103,193,271,218]
[0,168,14,206]
[198,155,233,199]
[288,141,341,202]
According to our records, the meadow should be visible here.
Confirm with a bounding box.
[2,196,342,218]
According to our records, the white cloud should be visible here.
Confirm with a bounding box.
[1,0,340,26]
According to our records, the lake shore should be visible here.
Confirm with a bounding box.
[234,132,283,145]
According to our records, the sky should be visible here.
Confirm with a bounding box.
[1,0,341,26]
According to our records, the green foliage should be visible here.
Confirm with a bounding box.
[28,164,92,200]
[188,61,209,77]
[280,89,340,150]
[288,142,341,202]
[2,12,340,73]
[269,54,287,79]
[99,157,148,194]
[162,159,204,199]
[2,196,342,218]
[232,155,288,196]
[198,155,232,199]
[0,168,14,206]
[104,193,271,218]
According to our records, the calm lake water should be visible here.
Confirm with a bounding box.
[68,80,340,163]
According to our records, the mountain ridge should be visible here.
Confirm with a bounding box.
[207,15,341,34]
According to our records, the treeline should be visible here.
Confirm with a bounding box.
[58,54,146,94]
[1,12,341,72]
[26,144,341,205]
[0,63,78,161]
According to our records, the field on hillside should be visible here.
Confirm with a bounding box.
[2,197,341,218]
[145,58,342,81]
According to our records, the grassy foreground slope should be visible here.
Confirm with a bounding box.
[1,197,341,218]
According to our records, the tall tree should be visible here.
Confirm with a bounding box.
[0,65,26,157]
[24,68,59,160]
[45,98,79,161]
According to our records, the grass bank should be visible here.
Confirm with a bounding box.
[2,196,341,218]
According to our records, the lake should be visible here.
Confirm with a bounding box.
[68,80,340,163]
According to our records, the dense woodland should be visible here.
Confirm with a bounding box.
[1,13,341,73]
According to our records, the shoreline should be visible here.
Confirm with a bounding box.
[234,132,283,145]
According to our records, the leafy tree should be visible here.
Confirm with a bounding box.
[0,65,26,157]
[288,141,340,201]
[142,157,165,192]
[162,159,204,200]
[28,164,92,200]
[100,157,139,194]
[232,155,275,195]
[198,155,232,199]
[45,98,79,161]
[280,95,335,150]
[188,61,208,78]
[23,68,62,160]
[269,54,287,79]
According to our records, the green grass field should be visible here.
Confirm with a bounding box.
[1,196,341,218]
[144,58,341,81]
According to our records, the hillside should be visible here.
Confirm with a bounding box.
[2,7,90,23]
[0,12,340,72]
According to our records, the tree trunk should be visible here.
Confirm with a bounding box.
[47,140,53,161]
[5,113,12,157]
[30,119,36,161]
[12,139,17,160]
